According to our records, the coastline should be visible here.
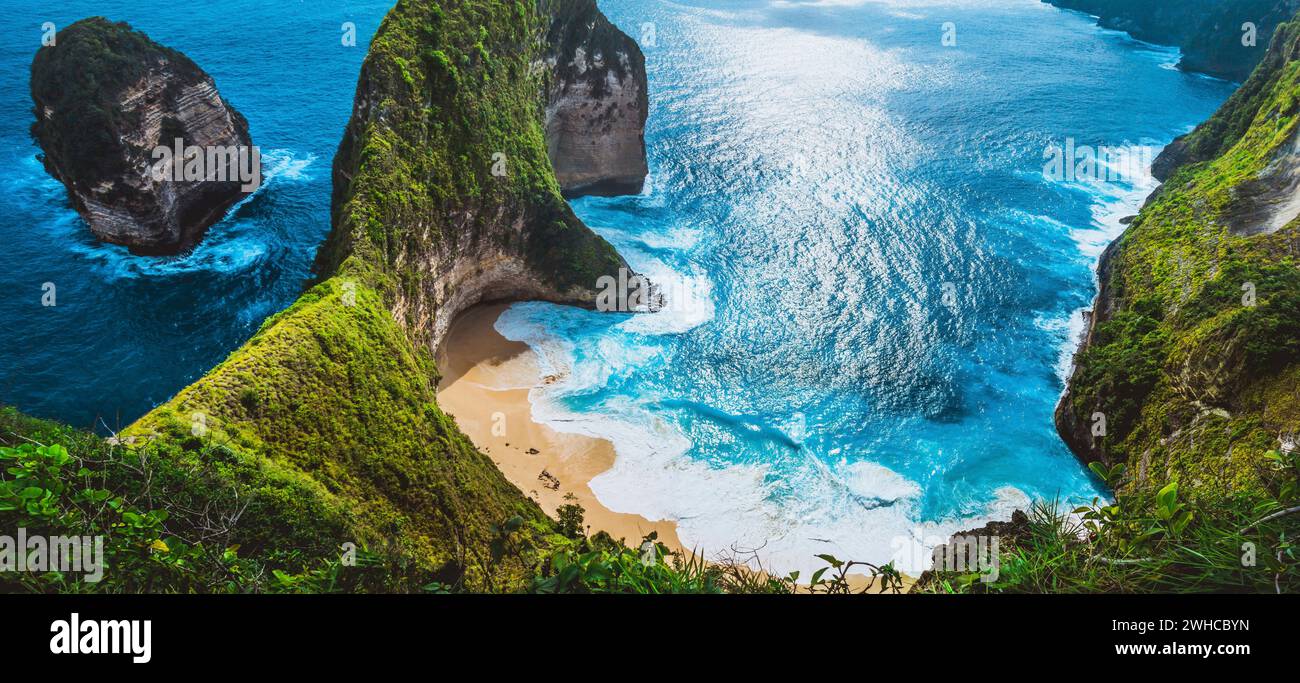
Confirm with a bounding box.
[436,303,686,553]
[437,304,915,592]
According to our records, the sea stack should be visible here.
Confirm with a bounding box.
[543,0,649,197]
[30,17,257,255]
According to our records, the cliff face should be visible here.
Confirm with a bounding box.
[1154,20,1300,180]
[316,0,640,354]
[125,0,644,590]
[1058,19,1300,500]
[30,18,255,255]
[543,0,649,196]
[1045,0,1300,82]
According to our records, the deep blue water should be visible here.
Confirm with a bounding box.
[0,1,1234,572]
[0,0,390,430]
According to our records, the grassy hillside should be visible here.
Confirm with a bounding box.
[2,0,640,592]
[123,0,639,590]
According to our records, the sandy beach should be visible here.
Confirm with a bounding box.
[436,303,686,553]
[437,304,914,592]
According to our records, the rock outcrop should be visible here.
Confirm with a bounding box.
[127,0,647,590]
[1045,0,1300,82]
[1057,17,1300,499]
[1153,14,1300,181]
[318,0,642,354]
[543,0,649,197]
[30,17,256,255]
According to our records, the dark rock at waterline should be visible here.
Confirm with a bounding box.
[30,17,257,255]
[1044,0,1300,82]
[909,510,1031,593]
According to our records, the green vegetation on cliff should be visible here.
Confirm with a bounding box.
[319,0,626,346]
[0,408,401,592]
[919,456,1298,593]
[1061,20,1300,503]
[1021,17,1300,594]
[10,0,631,592]
[126,280,556,590]
[2,406,904,594]
[119,0,631,590]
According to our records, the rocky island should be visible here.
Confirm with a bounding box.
[30,17,256,255]
[543,0,649,196]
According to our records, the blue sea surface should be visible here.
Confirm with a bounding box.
[0,0,391,430]
[0,1,1235,572]
[499,0,1235,571]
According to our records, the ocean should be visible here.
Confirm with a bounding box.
[0,0,1235,574]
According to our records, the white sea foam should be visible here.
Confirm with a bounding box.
[1050,143,1163,387]
[585,414,1032,576]
[50,149,316,279]
[498,298,1035,578]
[258,148,317,184]
[589,224,716,336]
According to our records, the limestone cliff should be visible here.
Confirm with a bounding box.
[316,0,643,353]
[30,18,255,255]
[1045,0,1300,82]
[1057,19,1300,500]
[542,0,649,196]
[125,0,646,590]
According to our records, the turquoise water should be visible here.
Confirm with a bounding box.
[0,1,1234,572]
[499,0,1234,571]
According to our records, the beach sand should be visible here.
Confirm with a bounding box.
[436,303,686,553]
[437,303,912,592]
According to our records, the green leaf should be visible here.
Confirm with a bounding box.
[1156,482,1178,511]
[815,553,843,569]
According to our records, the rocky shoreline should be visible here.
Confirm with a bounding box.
[1053,13,1300,499]
[1044,0,1300,81]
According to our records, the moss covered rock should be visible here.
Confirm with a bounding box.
[125,0,646,591]
[1059,18,1300,501]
